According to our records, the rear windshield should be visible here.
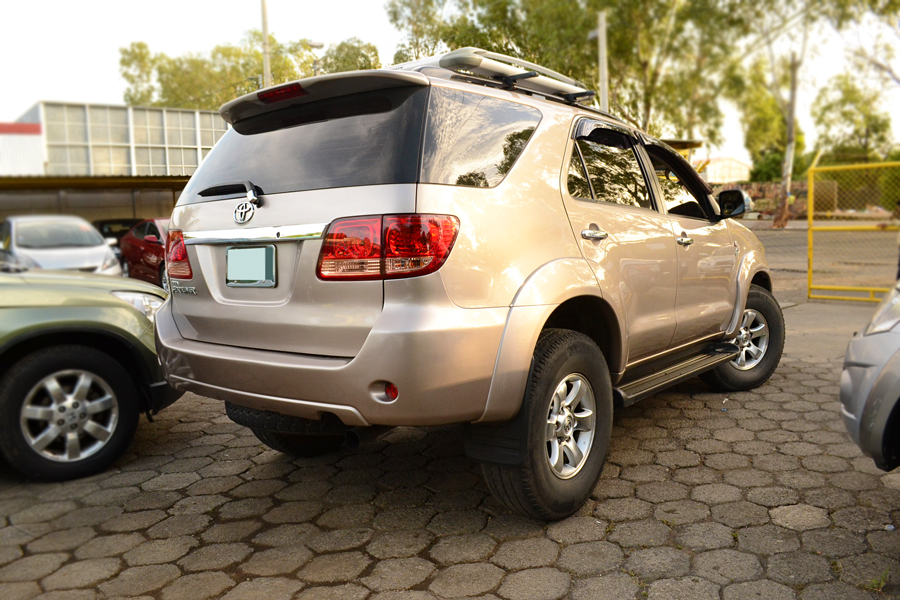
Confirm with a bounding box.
[15,220,103,249]
[180,87,428,203]
[178,84,543,204]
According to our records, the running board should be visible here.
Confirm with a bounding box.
[613,345,738,407]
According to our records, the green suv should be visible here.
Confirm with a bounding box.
[0,271,182,481]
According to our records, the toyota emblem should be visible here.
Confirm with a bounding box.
[234,201,255,224]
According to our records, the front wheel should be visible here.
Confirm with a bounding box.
[481,329,613,520]
[701,284,785,392]
[0,346,140,481]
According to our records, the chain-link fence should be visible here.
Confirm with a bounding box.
[808,162,900,302]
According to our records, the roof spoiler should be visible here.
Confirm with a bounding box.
[389,47,596,106]
[219,70,430,127]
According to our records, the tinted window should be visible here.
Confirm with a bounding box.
[179,87,428,204]
[146,223,161,239]
[15,220,103,249]
[567,147,592,199]
[646,145,712,220]
[421,87,542,188]
[132,222,149,240]
[0,222,10,251]
[576,130,651,209]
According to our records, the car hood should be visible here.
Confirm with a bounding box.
[1,270,166,299]
[16,245,112,270]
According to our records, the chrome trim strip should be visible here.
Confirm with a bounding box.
[183,223,327,245]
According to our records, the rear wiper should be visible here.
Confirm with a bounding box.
[198,180,262,206]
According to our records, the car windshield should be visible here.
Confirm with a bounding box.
[15,220,104,249]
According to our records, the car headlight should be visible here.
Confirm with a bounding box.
[101,250,119,271]
[866,284,900,335]
[111,291,164,322]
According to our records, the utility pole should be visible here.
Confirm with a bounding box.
[598,10,608,112]
[261,0,272,88]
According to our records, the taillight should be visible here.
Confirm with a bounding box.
[257,82,308,104]
[166,230,193,280]
[316,214,459,281]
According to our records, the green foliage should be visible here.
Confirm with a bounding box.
[387,0,448,63]
[120,32,318,110]
[321,38,382,73]
[813,72,893,161]
[749,150,811,182]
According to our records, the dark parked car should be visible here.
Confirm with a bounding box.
[93,218,142,266]
[120,219,169,290]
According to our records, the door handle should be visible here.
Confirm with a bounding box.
[677,236,694,246]
[581,229,609,241]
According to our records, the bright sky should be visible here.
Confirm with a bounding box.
[1,0,897,165]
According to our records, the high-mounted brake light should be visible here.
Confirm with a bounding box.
[257,82,309,104]
[166,230,193,280]
[316,215,460,281]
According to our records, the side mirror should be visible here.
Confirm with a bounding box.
[144,235,160,244]
[715,190,746,220]
[105,237,118,246]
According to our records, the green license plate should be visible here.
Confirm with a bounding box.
[226,245,276,288]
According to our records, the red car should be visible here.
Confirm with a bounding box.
[120,219,169,290]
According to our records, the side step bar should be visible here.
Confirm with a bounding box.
[613,344,738,407]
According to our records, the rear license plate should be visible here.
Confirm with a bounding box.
[226,245,276,288]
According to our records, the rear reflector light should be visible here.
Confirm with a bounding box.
[257,82,308,104]
[316,214,459,281]
[166,230,193,280]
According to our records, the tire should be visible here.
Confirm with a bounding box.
[251,428,344,457]
[700,284,785,392]
[481,329,613,520]
[0,345,140,481]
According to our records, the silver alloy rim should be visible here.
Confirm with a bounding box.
[19,370,119,462]
[731,309,769,371]
[545,373,596,479]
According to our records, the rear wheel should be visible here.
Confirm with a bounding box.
[251,429,344,457]
[0,346,140,481]
[481,329,613,520]
[701,284,785,392]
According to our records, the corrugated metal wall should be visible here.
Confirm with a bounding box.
[0,135,44,176]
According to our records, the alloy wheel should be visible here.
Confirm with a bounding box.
[731,309,770,371]
[19,369,119,462]
[545,373,596,479]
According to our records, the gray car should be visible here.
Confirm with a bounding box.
[1,215,122,276]
[841,281,900,470]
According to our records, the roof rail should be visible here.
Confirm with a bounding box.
[390,47,598,107]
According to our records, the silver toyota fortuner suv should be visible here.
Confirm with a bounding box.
[156,48,784,519]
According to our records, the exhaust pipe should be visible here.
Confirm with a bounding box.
[345,425,394,450]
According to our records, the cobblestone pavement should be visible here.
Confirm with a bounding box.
[1,353,899,599]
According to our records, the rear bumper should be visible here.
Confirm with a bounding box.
[840,330,900,469]
[156,275,508,427]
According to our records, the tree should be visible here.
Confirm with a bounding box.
[737,58,806,182]
[321,38,382,73]
[386,0,448,63]
[813,73,893,161]
[119,31,319,110]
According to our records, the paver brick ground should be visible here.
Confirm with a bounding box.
[1,351,899,598]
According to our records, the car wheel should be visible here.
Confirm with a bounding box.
[481,329,613,520]
[250,428,344,457]
[0,345,140,481]
[701,284,785,392]
[160,264,169,292]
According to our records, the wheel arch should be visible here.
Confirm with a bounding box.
[477,258,625,424]
[0,328,154,413]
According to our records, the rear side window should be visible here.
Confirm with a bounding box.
[421,87,542,188]
[179,87,429,203]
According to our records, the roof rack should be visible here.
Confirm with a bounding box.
[390,47,598,107]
